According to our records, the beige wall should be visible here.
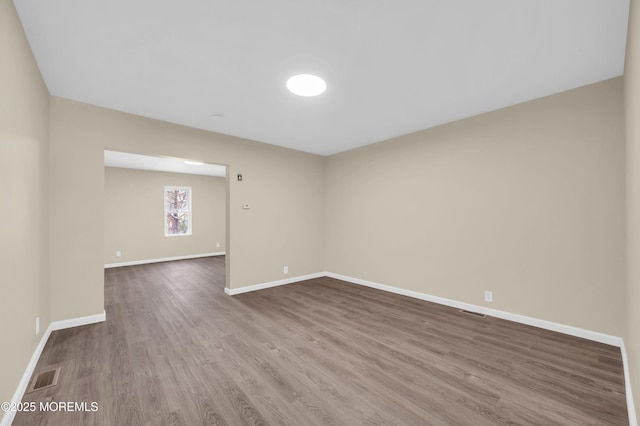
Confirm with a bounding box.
[0,0,50,417]
[104,167,226,264]
[326,78,625,337]
[626,0,640,418]
[49,96,325,320]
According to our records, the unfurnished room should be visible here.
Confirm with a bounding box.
[2,0,640,425]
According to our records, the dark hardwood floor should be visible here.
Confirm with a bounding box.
[14,257,628,425]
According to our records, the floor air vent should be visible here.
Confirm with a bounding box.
[459,309,487,318]
[27,368,60,393]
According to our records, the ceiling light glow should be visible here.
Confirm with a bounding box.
[286,74,326,97]
[184,160,204,165]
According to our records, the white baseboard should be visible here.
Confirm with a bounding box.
[325,272,623,347]
[225,270,623,347]
[224,272,325,296]
[104,252,225,268]
[1,323,53,426]
[621,342,638,426]
[50,311,106,331]
[0,311,106,426]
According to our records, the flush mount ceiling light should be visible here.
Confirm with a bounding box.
[184,160,204,165]
[286,74,326,97]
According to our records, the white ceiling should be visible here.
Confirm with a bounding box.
[104,150,226,177]
[15,0,629,156]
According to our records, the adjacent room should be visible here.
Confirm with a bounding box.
[102,151,227,269]
[2,0,640,425]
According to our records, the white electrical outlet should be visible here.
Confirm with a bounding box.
[36,317,40,335]
[484,291,493,303]
[242,203,251,210]
[284,266,289,274]
[116,250,122,257]
[216,242,220,248]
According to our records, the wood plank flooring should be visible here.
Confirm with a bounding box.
[14,257,628,425]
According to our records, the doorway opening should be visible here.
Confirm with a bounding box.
[102,150,229,287]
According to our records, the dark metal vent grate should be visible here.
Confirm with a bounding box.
[459,309,487,318]
[27,368,60,393]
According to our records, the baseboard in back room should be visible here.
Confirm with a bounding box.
[104,252,225,268]
[1,311,106,426]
